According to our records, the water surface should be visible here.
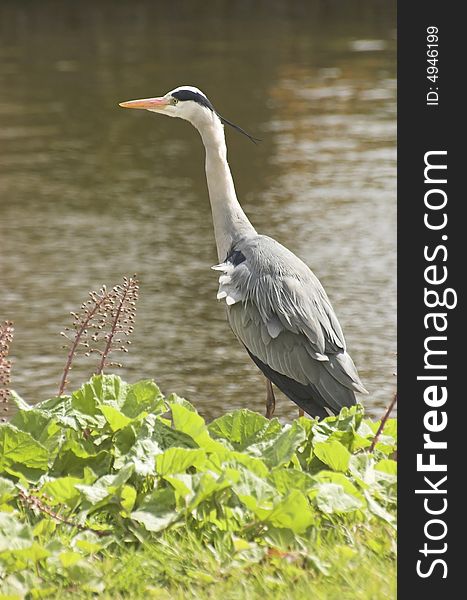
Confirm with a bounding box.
[1,1,396,420]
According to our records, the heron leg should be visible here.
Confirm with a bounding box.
[265,378,276,419]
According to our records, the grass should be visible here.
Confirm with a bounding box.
[42,525,395,600]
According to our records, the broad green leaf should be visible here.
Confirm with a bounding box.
[166,393,196,412]
[232,468,276,512]
[113,424,136,457]
[263,489,315,533]
[166,470,233,511]
[9,390,33,412]
[92,374,128,406]
[349,454,379,486]
[170,404,224,452]
[36,395,77,429]
[140,414,199,451]
[313,439,351,472]
[249,421,306,468]
[313,471,365,503]
[9,404,62,459]
[71,383,100,416]
[59,551,82,568]
[71,374,128,416]
[71,531,105,555]
[170,403,208,443]
[268,469,315,495]
[311,482,362,514]
[99,405,132,432]
[120,485,137,514]
[0,477,16,504]
[207,449,269,478]
[75,483,109,504]
[364,491,396,524]
[121,380,165,418]
[187,471,232,511]
[33,519,57,537]
[208,409,282,450]
[116,436,162,476]
[51,437,112,478]
[0,512,33,553]
[375,459,397,475]
[164,473,195,500]
[40,475,94,507]
[263,526,298,549]
[5,542,51,566]
[156,447,206,476]
[0,425,49,473]
[131,487,178,532]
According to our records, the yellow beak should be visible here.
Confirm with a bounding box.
[118,97,170,110]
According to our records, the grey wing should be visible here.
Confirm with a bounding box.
[213,236,367,416]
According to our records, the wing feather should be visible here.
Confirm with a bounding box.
[214,235,367,412]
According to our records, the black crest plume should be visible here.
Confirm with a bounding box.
[171,88,260,144]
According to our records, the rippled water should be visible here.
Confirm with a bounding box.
[0,1,396,420]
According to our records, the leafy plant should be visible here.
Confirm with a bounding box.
[0,280,396,597]
[0,374,397,597]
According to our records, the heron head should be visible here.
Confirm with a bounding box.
[119,85,258,143]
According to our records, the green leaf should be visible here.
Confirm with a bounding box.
[0,512,33,553]
[9,390,33,412]
[75,464,135,508]
[164,473,195,500]
[156,447,206,476]
[364,491,396,524]
[131,487,178,532]
[121,380,166,418]
[71,531,105,555]
[166,393,196,412]
[375,459,397,475]
[186,471,233,511]
[99,405,132,432]
[33,519,57,538]
[71,374,128,416]
[264,489,315,533]
[117,436,162,476]
[59,551,82,568]
[50,430,113,478]
[140,414,199,451]
[313,471,365,503]
[208,409,282,450]
[268,469,315,495]
[232,468,276,512]
[170,404,224,452]
[0,477,16,504]
[311,482,362,514]
[0,425,49,475]
[249,421,306,468]
[313,439,351,472]
[5,542,51,565]
[208,449,269,478]
[40,472,96,507]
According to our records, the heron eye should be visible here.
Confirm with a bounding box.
[171,97,179,105]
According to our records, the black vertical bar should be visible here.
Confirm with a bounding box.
[398,2,461,597]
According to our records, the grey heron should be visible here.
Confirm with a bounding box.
[119,86,368,419]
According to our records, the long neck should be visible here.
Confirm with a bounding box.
[197,117,256,261]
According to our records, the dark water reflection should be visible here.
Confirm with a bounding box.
[1,1,396,420]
